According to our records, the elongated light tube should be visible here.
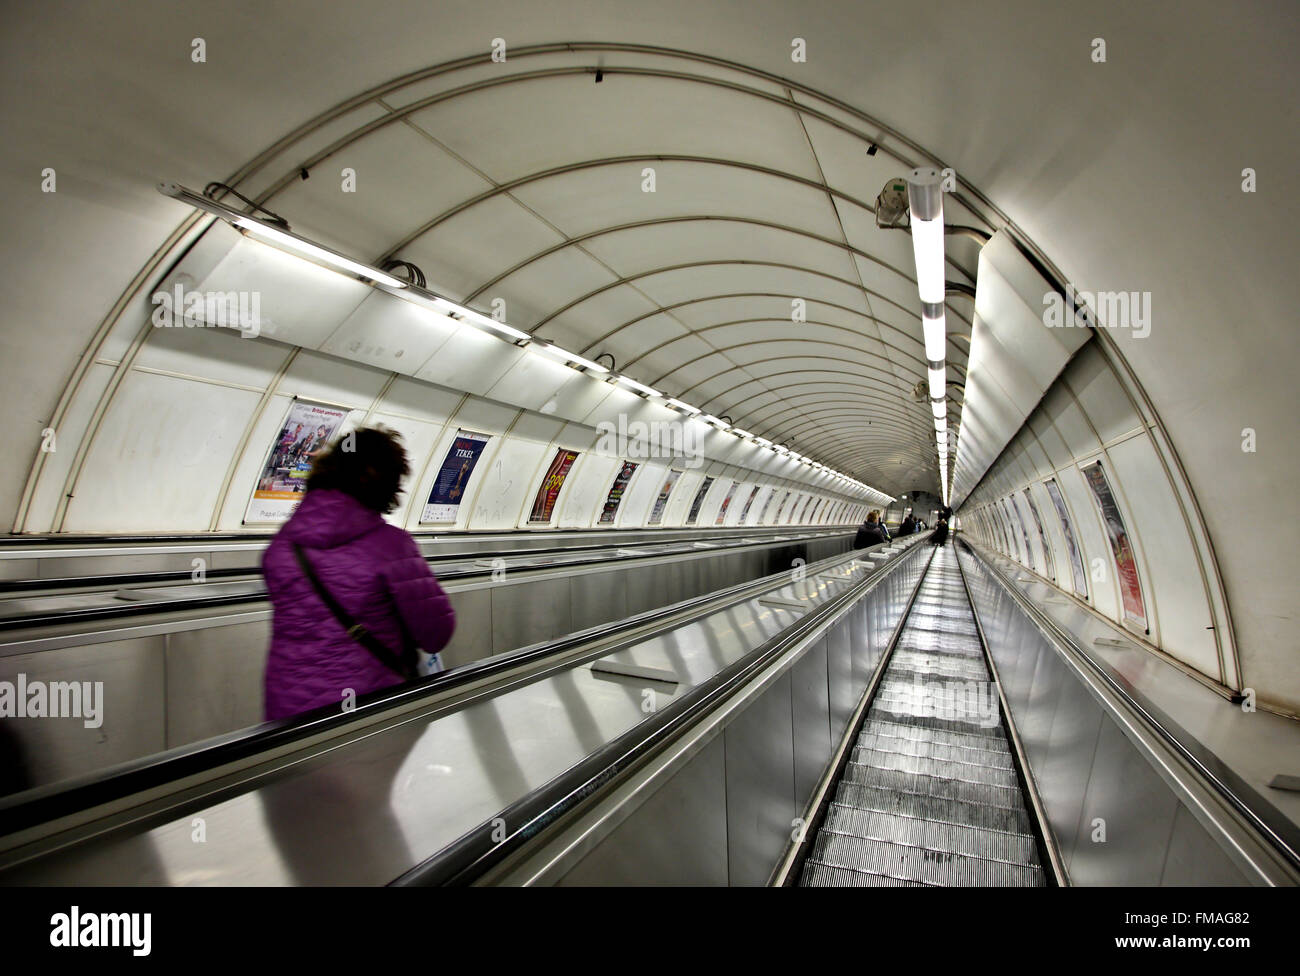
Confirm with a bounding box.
[666,397,701,414]
[230,217,408,289]
[927,366,945,399]
[615,375,661,398]
[528,340,609,373]
[922,307,946,361]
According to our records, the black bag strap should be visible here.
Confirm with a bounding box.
[291,542,416,681]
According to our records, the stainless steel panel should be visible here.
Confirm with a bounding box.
[0,637,166,792]
[440,587,492,669]
[725,672,796,886]
[825,618,855,746]
[1036,671,1104,869]
[790,638,832,815]
[624,565,666,616]
[490,577,571,653]
[569,570,627,633]
[164,620,268,747]
[557,734,728,886]
[1161,804,1252,886]
[1069,714,1179,885]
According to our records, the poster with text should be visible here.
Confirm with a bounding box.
[598,461,639,525]
[715,481,739,525]
[647,469,683,524]
[1022,489,1055,582]
[686,476,714,525]
[245,399,349,523]
[738,485,761,524]
[528,448,580,523]
[421,429,491,523]
[1081,462,1146,628]
[1045,479,1088,598]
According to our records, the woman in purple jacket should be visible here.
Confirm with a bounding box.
[261,426,455,720]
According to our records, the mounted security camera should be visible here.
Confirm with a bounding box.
[875,178,910,227]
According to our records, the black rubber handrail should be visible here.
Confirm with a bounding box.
[0,530,846,632]
[0,536,882,839]
[391,537,930,886]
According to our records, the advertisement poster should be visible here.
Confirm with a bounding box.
[647,469,682,525]
[794,494,811,523]
[685,476,714,525]
[1001,497,1029,566]
[421,429,490,523]
[598,461,639,525]
[715,481,739,525]
[738,485,761,524]
[1081,462,1147,628]
[756,488,778,525]
[1022,489,1055,581]
[528,448,580,523]
[771,490,791,524]
[1046,478,1089,598]
[246,399,349,523]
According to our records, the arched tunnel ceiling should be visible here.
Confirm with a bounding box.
[0,0,1293,516]
[194,46,987,498]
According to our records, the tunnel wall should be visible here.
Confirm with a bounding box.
[956,340,1298,713]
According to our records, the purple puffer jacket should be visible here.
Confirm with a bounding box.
[261,489,455,720]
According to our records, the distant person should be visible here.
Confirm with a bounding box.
[262,427,456,720]
[898,513,916,536]
[854,511,888,549]
[874,510,891,541]
[931,517,950,546]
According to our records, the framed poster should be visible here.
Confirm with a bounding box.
[715,481,739,525]
[528,448,580,523]
[1045,478,1088,598]
[773,490,793,523]
[647,469,682,525]
[245,398,349,523]
[738,485,761,524]
[598,461,639,525]
[1022,488,1055,582]
[685,476,714,525]
[421,429,490,523]
[1081,461,1147,629]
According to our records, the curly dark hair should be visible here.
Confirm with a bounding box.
[306,426,410,513]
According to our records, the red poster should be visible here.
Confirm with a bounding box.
[528,449,579,523]
[1081,462,1146,629]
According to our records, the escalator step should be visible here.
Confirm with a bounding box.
[855,728,1015,768]
[849,747,1021,788]
[840,762,1024,805]
[866,703,1005,738]
[799,860,932,887]
[834,781,1035,834]
[865,718,1012,755]
[822,804,1041,865]
[807,832,1045,887]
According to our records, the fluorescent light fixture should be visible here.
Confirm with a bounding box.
[416,294,531,341]
[922,307,946,361]
[906,168,946,305]
[931,400,945,420]
[615,375,661,398]
[231,217,408,289]
[700,414,728,428]
[928,366,945,399]
[528,340,609,373]
[666,398,701,414]
[935,415,947,433]
[754,436,773,447]
[730,427,754,439]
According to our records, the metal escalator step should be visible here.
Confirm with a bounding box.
[895,631,983,656]
[839,765,1025,809]
[867,703,1004,738]
[856,728,1015,768]
[822,805,1041,866]
[889,655,990,681]
[849,748,1020,788]
[865,718,1011,754]
[834,782,1035,834]
[808,832,1045,887]
[799,860,933,887]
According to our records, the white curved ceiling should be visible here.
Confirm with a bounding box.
[0,0,1294,532]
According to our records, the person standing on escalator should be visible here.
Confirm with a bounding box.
[261,427,456,720]
[930,517,950,546]
[854,511,888,549]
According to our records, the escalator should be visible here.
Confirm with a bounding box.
[799,546,1047,886]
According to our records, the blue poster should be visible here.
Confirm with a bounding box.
[422,429,490,523]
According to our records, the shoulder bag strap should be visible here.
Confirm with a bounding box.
[290,542,415,681]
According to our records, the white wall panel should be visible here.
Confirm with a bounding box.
[65,371,260,532]
[558,451,618,528]
[620,460,670,528]
[135,319,292,390]
[471,436,550,530]
[1055,465,1120,624]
